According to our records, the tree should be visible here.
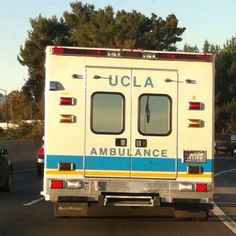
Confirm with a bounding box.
[18,1,185,119]
[18,15,70,104]
[214,37,236,132]
[202,40,221,54]
[182,44,199,52]
[63,2,185,50]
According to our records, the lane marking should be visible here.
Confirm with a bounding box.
[23,196,44,206]
[212,203,236,234]
[215,168,236,177]
[214,168,236,234]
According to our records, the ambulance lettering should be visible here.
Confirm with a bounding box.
[90,147,168,157]
[109,75,154,88]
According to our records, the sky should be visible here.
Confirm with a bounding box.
[0,0,236,93]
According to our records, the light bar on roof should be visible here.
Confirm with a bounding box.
[51,46,213,62]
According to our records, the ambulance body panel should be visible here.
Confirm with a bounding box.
[43,46,214,218]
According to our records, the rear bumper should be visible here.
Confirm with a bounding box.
[43,177,214,206]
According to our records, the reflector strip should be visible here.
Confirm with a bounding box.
[51,47,213,62]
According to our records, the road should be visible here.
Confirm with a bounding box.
[0,155,236,236]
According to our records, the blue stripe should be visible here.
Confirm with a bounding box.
[86,156,130,171]
[132,157,176,172]
[46,155,213,172]
[178,159,213,172]
[46,155,83,169]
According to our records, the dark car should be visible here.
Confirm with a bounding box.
[0,148,13,191]
[36,146,44,176]
[215,133,232,155]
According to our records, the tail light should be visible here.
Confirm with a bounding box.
[50,180,64,189]
[37,148,44,156]
[196,183,208,192]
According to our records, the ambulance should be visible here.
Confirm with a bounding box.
[43,46,215,219]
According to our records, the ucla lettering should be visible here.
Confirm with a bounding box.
[108,75,154,88]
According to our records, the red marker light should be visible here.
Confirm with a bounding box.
[196,184,208,192]
[60,97,74,105]
[188,102,203,110]
[51,180,64,189]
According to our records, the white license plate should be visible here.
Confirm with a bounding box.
[184,151,207,163]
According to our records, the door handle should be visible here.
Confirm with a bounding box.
[115,138,127,147]
[135,139,147,148]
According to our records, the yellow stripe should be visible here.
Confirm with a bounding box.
[45,169,213,180]
[46,170,83,175]
[131,172,176,178]
[85,171,129,177]
[178,173,213,178]
[45,169,176,178]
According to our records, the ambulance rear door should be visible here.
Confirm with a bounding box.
[130,68,178,179]
[84,66,178,179]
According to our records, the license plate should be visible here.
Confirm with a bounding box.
[184,151,207,163]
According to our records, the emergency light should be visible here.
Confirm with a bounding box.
[51,46,213,62]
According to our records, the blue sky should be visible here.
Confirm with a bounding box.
[0,0,236,93]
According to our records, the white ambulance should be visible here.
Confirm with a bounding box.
[43,46,215,219]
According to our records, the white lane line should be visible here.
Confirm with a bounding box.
[23,196,45,206]
[215,168,236,177]
[214,168,236,234]
[213,203,236,234]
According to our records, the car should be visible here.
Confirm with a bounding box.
[36,146,44,176]
[233,145,236,158]
[0,148,13,191]
[215,133,232,155]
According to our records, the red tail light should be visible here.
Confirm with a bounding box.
[38,148,44,156]
[196,184,208,192]
[51,180,64,189]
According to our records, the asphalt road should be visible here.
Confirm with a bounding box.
[1,156,236,236]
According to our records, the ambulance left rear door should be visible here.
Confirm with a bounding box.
[84,67,132,178]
